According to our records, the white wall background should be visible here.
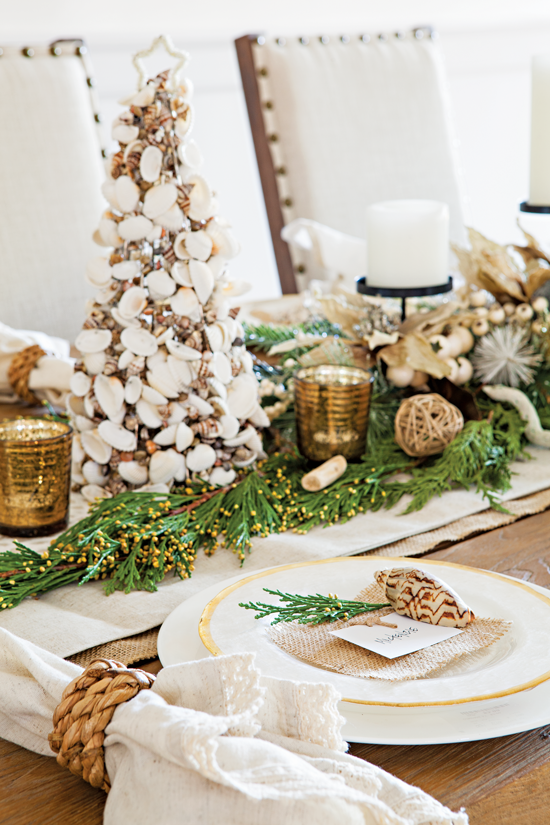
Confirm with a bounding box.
[4,0,550,300]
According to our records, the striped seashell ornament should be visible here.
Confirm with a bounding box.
[375,568,475,628]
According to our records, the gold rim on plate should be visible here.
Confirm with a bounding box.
[198,556,550,708]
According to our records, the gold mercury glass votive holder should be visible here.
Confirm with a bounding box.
[294,365,373,462]
[0,419,73,537]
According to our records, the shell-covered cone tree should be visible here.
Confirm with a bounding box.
[68,38,268,502]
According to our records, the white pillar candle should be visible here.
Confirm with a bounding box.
[529,55,550,206]
[366,200,449,289]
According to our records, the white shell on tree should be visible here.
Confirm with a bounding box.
[211,352,232,384]
[136,398,163,429]
[186,443,216,472]
[118,286,148,320]
[94,374,125,421]
[124,375,142,404]
[98,218,122,248]
[111,309,141,329]
[82,460,108,486]
[101,180,121,211]
[206,221,240,259]
[189,260,214,305]
[141,385,168,405]
[223,424,257,447]
[248,404,270,428]
[226,375,258,419]
[143,184,178,220]
[149,448,184,484]
[176,421,194,452]
[185,393,214,417]
[147,363,179,398]
[205,323,224,353]
[171,261,192,286]
[81,484,112,502]
[178,139,203,169]
[115,175,140,213]
[83,351,106,375]
[173,232,190,260]
[154,203,184,232]
[175,107,194,138]
[81,429,112,464]
[185,230,212,262]
[121,327,158,357]
[75,415,95,432]
[209,467,236,486]
[167,356,194,392]
[140,145,163,183]
[186,174,213,221]
[118,460,149,485]
[219,414,240,439]
[167,402,186,425]
[112,260,140,281]
[70,371,92,397]
[112,123,139,144]
[86,257,112,289]
[119,216,154,242]
[165,339,201,361]
[146,269,177,300]
[118,349,135,370]
[153,424,178,445]
[98,420,137,452]
[75,329,112,354]
[170,287,200,318]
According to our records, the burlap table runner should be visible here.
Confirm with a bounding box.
[267,582,511,682]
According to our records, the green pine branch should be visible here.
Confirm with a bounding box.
[239,587,389,624]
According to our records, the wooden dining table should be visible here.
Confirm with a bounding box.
[1,402,550,824]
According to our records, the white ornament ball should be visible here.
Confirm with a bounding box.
[470,290,487,308]
[488,306,505,325]
[386,365,415,387]
[503,302,516,317]
[429,334,453,361]
[515,303,534,322]
[444,333,463,359]
[455,357,473,385]
[410,371,429,388]
[532,296,549,313]
[472,318,490,337]
[454,326,474,354]
[444,358,459,383]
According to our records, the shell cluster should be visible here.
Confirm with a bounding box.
[69,70,268,502]
[375,567,475,628]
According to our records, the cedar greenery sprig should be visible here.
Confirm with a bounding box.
[239,587,390,625]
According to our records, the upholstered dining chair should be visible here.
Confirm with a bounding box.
[235,29,467,292]
[0,40,105,342]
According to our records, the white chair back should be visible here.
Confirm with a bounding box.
[237,30,467,289]
[0,41,105,342]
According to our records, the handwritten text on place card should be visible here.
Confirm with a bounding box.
[329,612,464,659]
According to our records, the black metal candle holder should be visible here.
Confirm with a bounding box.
[519,202,550,214]
[356,276,453,322]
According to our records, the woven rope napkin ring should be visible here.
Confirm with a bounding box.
[48,658,156,792]
[7,344,46,404]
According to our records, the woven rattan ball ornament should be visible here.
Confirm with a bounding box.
[394,393,464,457]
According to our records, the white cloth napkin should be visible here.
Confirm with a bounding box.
[0,321,73,404]
[0,628,467,824]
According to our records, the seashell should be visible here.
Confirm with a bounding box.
[239,350,254,374]
[146,350,167,370]
[126,83,156,107]
[118,460,149,486]
[166,401,186,424]
[118,215,154,242]
[111,308,141,329]
[97,420,137,452]
[208,256,228,281]
[153,424,178,445]
[101,180,121,211]
[123,138,143,162]
[209,396,230,416]
[209,467,236,486]
[178,139,203,169]
[95,284,119,306]
[75,414,95,432]
[72,433,86,465]
[189,260,214,305]
[157,327,175,346]
[82,460,108,486]
[219,414,240,439]
[232,447,258,468]
[208,377,228,400]
[83,392,96,420]
[205,323,224,353]
[112,123,139,144]
[245,429,263,456]
[94,374,125,420]
[184,330,204,351]
[143,184,178,220]
[67,393,86,418]
[185,230,213,262]
[147,363,179,398]
[70,371,92,397]
[125,375,142,404]
[185,393,214,417]
[81,484,112,503]
[186,443,216,472]
[226,374,258,419]
[112,260,140,281]
[165,339,201,361]
[86,257,112,289]
[118,350,134,371]
[146,269,177,300]
[222,279,250,299]
[247,403,270,428]
[93,228,111,248]
[146,225,163,243]
[175,421,194,452]
[136,398,163,429]
[223,424,257,447]
[211,351,232,384]
[118,286,148,319]
[175,107,194,139]
[142,384,168,405]
[98,218,123,248]
[186,174,213,221]
[375,568,475,628]
[173,232,190,260]
[191,417,223,438]
[170,287,200,318]
[154,203,184,232]
[114,175,140,214]
[121,327,158,357]
[205,222,240,259]
[224,316,238,342]
[149,448,185,484]
[167,355,193,391]
[75,328,112,354]
[140,145,163,183]
[171,261,192,287]
[126,356,146,376]
[81,429,112,464]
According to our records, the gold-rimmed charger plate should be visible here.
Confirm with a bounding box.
[198,556,550,707]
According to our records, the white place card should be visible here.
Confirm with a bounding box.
[329,612,464,659]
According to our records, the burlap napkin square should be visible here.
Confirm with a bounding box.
[268,582,511,681]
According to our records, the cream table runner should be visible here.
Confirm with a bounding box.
[1,448,550,658]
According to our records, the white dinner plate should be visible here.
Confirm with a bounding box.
[157,558,550,744]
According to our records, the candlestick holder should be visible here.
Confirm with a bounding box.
[519,202,550,214]
[356,276,453,322]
